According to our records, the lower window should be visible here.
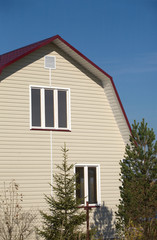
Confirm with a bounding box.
[75,164,100,205]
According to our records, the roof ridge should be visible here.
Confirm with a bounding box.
[0,35,60,71]
[0,35,131,133]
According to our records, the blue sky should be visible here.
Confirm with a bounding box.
[0,0,157,136]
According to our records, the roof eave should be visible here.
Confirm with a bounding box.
[0,35,132,134]
[0,35,60,72]
[54,37,132,133]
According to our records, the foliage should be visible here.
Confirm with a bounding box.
[116,119,157,239]
[124,219,143,240]
[37,144,86,240]
[0,180,36,240]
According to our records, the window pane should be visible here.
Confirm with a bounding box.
[76,167,84,204]
[45,90,54,127]
[88,167,97,204]
[31,89,41,127]
[58,91,67,128]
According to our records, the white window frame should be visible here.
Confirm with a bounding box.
[75,164,101,206]
[29,85,71,131]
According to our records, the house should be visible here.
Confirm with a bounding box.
[0,35,131,239]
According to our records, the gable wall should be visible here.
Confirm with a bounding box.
[0,43,128,221]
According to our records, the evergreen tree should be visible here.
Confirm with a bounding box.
[116,119,157,239]
[38,144,86,240]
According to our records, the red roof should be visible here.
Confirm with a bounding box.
[0,35,59,73]
[0,35,131,133]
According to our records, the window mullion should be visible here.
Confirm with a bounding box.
[41,88,45,128]
[30,86,70,130]
[54,89,58,129]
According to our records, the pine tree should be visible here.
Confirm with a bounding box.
[38,144,86,240]
[116,119,157,239]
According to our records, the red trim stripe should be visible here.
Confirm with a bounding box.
[110,77,132,133]
[31,128,71,132]
[56,36,132,133]
[57,35,112,80]
[0,35,59,72]
[0,35,131,133]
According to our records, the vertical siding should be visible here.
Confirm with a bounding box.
[0,43,129,236]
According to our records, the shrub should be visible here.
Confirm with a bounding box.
[0,180,36,240]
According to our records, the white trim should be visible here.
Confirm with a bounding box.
[75,164,101,206]
[97,165,101,205]
[54,89,58,129]
[84,166,88,203]
[75,164,100,167]
[49,70,53,197]
[30,85,71,131]
[50,131,53,196]
[41,89,45,128]
[29,86,32,129]
[68,89,71,130]
[30,85,69,91]
[44,56,56,69]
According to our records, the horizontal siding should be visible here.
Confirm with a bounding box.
[105,81,130,144]
[0,43,129,236]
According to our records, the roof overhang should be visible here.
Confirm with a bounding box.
[0,35,131,133]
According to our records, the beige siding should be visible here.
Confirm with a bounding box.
[0,43,129,236]
[104,80,130,145]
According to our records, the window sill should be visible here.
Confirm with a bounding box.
[78,203,101,208]
[30,128,71,132]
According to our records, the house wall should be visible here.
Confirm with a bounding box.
[0,43,129,236]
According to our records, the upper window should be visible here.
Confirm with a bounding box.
[30,86,71,130]
[75,164,100,206]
